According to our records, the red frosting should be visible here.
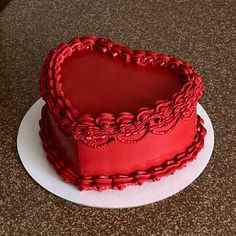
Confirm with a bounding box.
[39,36,206,191]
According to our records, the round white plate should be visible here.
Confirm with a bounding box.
[17,99,214,208]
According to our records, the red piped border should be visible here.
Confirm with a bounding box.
[40,36,203,148]
[39,105,206,191]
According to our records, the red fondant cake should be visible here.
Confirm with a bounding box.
[39,36,206,191]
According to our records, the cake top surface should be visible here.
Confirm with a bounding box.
[60,49,183,115]
[40,36,203,147]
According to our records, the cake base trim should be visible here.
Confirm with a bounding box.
[39,106,206,191]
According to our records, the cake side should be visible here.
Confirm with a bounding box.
[40,108,206,190]
[76,112,198,176]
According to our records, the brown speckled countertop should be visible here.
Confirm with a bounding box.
[0,0,235,235]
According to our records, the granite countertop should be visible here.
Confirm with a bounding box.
[0,0,235,235]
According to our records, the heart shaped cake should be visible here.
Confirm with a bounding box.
[39,36,206,191]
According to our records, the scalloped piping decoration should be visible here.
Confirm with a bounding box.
[40,36,203,148]
[39,105,207,191]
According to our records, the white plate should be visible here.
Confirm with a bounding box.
[17,99,214,208]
